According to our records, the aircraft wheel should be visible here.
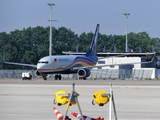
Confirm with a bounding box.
[55,74,58,80]
[83,77,87,80]
[58,75,62,80]
[79,77,86,80]
[42,75,47,80]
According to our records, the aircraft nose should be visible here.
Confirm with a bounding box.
[37,63,42,70]
[37,62,48,69]
[37,61,51,71]
[37,63,48,73]
[37,58,51,71]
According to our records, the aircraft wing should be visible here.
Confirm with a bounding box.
[3,53,37,68]
[98,53,132,60]
[90,54,155,69]
[71,54,155,70]
[63,51,154,60]
[63,51,155,57]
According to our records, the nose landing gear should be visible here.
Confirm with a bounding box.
[55,74,62,80]
[42,74,47,80]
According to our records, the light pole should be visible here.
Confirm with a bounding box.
[47,3,56,56]
[124,13,130,52]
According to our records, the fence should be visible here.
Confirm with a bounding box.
[0,69,155,80]
[89,69,154,80]
[0,70,36,79]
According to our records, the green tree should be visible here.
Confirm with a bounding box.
[0,26,159,69]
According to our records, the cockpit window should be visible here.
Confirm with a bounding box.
[38,61,49,64]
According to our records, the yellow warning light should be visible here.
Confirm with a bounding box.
[68,92,78,105]
[54,90,78,106]
[70,101,76,105]
[92,90,110,106]
[54,90,69,106]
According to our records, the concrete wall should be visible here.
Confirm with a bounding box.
[132,68,155,79]
[89,68,155,80]
[155,69,160,78]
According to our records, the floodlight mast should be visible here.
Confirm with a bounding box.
[124,13,130,52]
[47,3,56,56]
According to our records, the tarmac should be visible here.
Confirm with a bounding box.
[0,78,160,120]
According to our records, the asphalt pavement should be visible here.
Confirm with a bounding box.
[0,79,160,120]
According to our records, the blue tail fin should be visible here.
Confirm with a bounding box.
[86,24,99,56]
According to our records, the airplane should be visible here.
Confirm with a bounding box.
[3,24,155,80]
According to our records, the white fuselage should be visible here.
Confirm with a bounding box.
[37,55,98,74]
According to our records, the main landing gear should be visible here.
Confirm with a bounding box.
[79,77,87,80]
[55,74,62,80]
[41,74,62,80]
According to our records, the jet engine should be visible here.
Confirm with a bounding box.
[35,70,47,80]
[77,68,91,77]
[35,70,41,77]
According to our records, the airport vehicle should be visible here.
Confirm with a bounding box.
[22,72,32,80]
[3,24,155,80]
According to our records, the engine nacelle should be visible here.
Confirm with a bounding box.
[35,70,41,77]
[77,68,91,77]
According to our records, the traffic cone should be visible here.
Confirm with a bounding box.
[53,107,64,120]
[96,116,104,120]
[71,112,96,120]
[65,116,72,120]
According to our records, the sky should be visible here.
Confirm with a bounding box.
[0,0,160,38]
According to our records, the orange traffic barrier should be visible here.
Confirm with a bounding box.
[96,116,104,120]
[53,107,64,120]
[71,112,96,120]
[65,116,72,120]
[71,112,104,120]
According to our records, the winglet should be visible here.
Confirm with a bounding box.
[3,52,6,63]
[149,53,156,63]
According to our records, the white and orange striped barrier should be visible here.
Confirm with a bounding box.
[71,112,104,120]
[53,107,64,120]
